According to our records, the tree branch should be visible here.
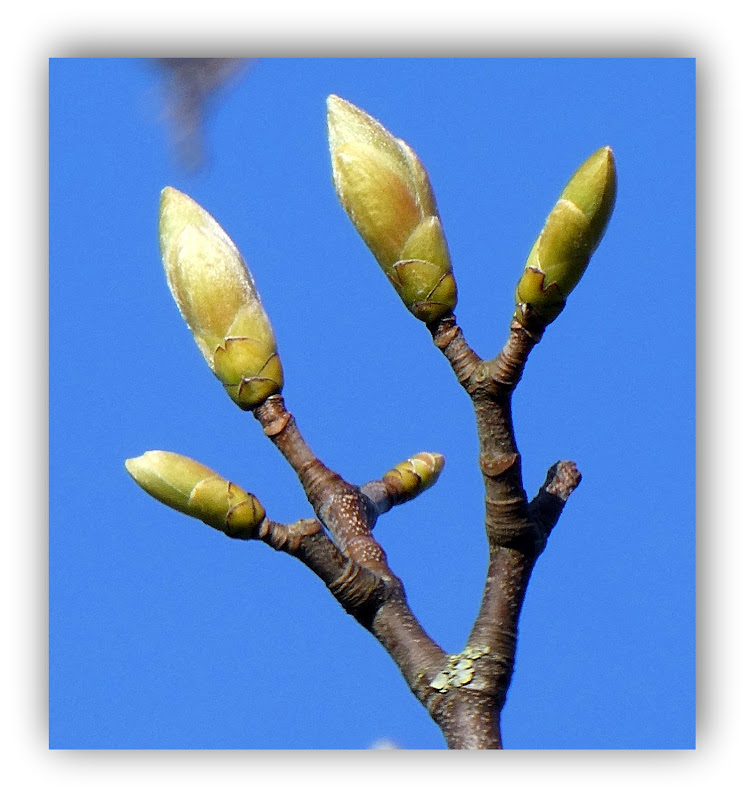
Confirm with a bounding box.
[137,105,614,749]
[219,317,581,750]
[529,460,582,544]
[250,394,450,713]
[426,314,581,748]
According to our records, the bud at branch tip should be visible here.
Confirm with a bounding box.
[327,95,457,324]
[159,187,284,410]
[514,146,617,330]
[125,450,266,539]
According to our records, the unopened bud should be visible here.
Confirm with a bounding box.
[515,147,616,329]
[159,187,283,409]
[327,95,457,323]
[382,452,445,505]
[125,450,266,539]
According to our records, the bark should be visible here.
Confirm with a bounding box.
[233,314,581,749]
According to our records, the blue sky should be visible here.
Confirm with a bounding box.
[50,57,695,750]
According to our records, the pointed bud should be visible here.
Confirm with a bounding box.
[125,451,266,539]
[515,147,617,329]
[382,452,445,505]
[159,187,283,409]
[327,95,457,323]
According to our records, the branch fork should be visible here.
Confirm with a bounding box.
[237,314,581,749]
[128,97,614,748]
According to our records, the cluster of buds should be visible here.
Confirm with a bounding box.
[125,451,266,539]
[127,95,616,538]
[514,146,617,330]
[327,95,458,324]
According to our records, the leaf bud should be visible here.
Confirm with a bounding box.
[159,187,283,409]
[327,95,457,323]
[515,146,617,329]
[382,452,445,505]
[125,451,266,539]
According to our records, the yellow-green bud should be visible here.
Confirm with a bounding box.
[515,146,617,329]
[327,95,457,324]
[159,187,284,409]
[382,452,445,505]
[125,451,266,539]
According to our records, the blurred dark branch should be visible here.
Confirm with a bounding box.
[151,58,254,172]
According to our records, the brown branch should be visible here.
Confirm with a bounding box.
[248,517,391,622]
[250,394,450,714]
[427,314,581,748]
[253,395,385,572]
[248,505,515,748]
[429,314,482,388]
[529,460,582,544]
[237,315,581,750]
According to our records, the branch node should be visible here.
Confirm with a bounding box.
[432,320,460,350]
[479,453,519,477]
[328,557,389,612]
[430,314,482,388]
[262,411,291,437]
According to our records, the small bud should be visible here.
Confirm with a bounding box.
[125,451,266,539]
[327,95,457,323]
[382,452,445,505]
[515,147,617,329]
[159,187,283,409]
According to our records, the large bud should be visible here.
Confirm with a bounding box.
[327,95,457,324]
[382,452,445,505]
[125,451,266,539]
[159,187,283,409]
[515,147,617,329]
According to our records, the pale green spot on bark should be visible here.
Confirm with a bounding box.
[428,646,492,692]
